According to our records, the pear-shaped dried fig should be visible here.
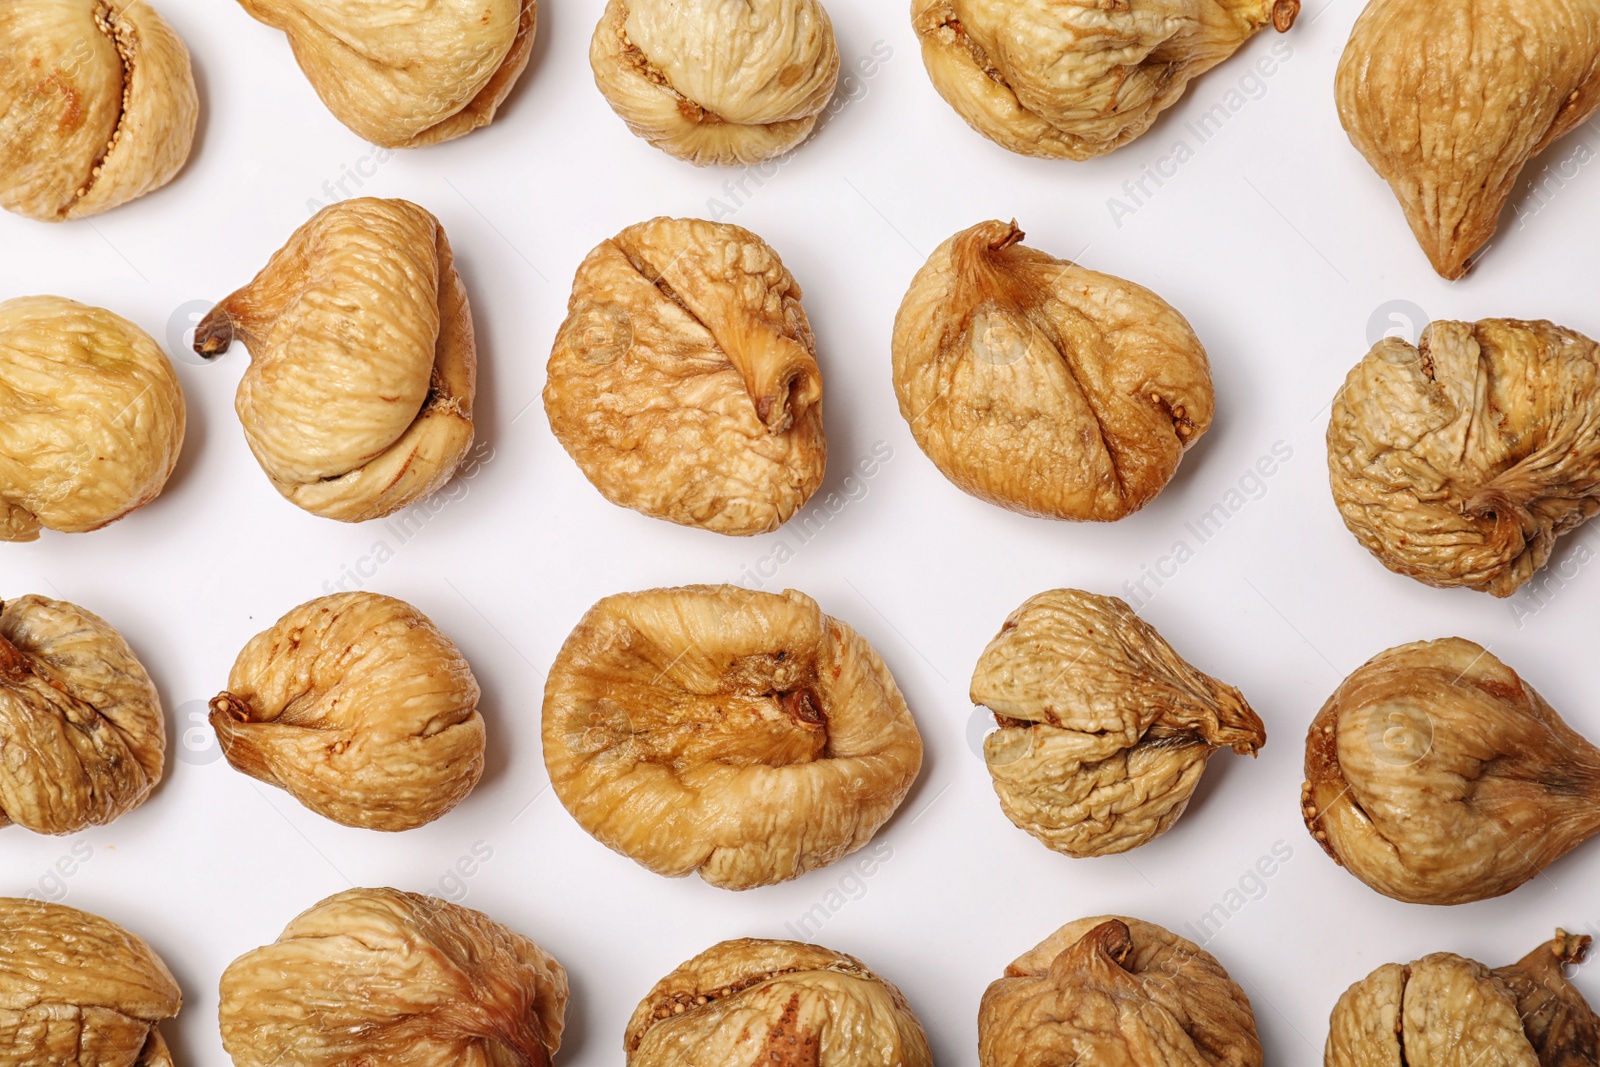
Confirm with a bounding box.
[209,592,484,831]
[195,198,476,523]
[1302,638,1600,905]
[1328,319,1600,598]
[542,585,923,890]
[0,0,197,221]
[544,217,825,536]
[913,0,1298,160]
[591,0,839,166]
[218,888,567,1067]
[0,898,181,1067]
[893,220,1213,520]
[980,916,1262,1067]
[236,0,536,148]
[625,938,932,1066]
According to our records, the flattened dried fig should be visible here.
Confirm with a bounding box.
[196,198,476,522]
[218,888,567,1067]
[980,916,1262,1067]
[542,585,922,890]
[971,590,1264,857]
[1302,638,1600,905]
[209,592,484,831]
[625,938,932,1066]
[544,217,825,536]
[1328,319,1600,597]
[893,220,1213,520]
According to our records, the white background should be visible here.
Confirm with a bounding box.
[5,0,1600,1062]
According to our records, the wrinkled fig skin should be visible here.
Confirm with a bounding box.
[542,586,923,890]
[236,0,537,148]
[210,592,485,831]
[972,590,1265,857]
[218,888,567,1067]
[0,596,165,835]
[912,0,1298,160]
[0,296,186,542]
[980,917,1263,1067]
[893,220,1214,521]
[1328,319,1600,597]
[0,898,181,1067]
[196,198,476,523]
[1302,638,1600,905]
[624,938,933,1066]
[544,217,826,536]
[591,0,840,166]
[0,0,197,221]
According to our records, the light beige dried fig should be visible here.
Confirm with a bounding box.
[980,916,1262,1067]
[218,887,567,1067]
[625,938,932,1066]
[209,592,484,831]
[893,220,1213,520]
[544,217,825,536]
[236,0,536,148]
[542,585,923,890]
[195,198,476,523]
[591,0,839,165]
[0,898,181,1067]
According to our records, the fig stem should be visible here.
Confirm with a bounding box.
[1272,0,1299,32]
[209,692,252,722]
[193,307,234,359]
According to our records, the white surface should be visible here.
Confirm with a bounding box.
[5,0,1600,1062]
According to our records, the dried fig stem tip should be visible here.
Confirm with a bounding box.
[209,692,252,722]
[1272,0,1299,32]
[193,308,234,359]
[1553,930,1593,966]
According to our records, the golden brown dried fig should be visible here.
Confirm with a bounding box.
[625,938,932,1066]
[980,916,1262,1067]
[0,0,197,221]
[209,592,484,831]
[195,198,476,523]
[542,585,922,890]
[544,217,825,536]
[0,897,181,1067]
[236,0,536,148]
[1328,319,1600,598]
[972,590,1264,857]
[218,888,567,1067]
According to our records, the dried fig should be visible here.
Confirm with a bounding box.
[892,220,1213,520]
[0,595,165,835]
[0,897,181,1067]
[590,0,840,165]
[1,296,185,541]
[218,887,567,1067]
[209,592,484,831]
[544,217,825,536]
[1328,318,1600,598]
[235,0,536,148]
[979,916,1262,1067]
[625,938,932,1066]
[1302,637,1600,905]
[0,0,197,221]
[195,198,476,523]
[542,585,923,890]
[912,0,1298,160]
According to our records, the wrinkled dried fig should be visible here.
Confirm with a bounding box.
[542,585,922,890]
[625,938,932,1065]
[980,916,1262,1067]
[544,217,825,536]
[1302,638,1600,905]
[195,198,476,522]
[893,220,1213,520]
[1328,319,1600,598]
[0,0,197,220]
[209,592,484,831]
[236,0,536,148]
[591,0,839,165]
[0,898,181,1067]
[218,887,567,1067]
